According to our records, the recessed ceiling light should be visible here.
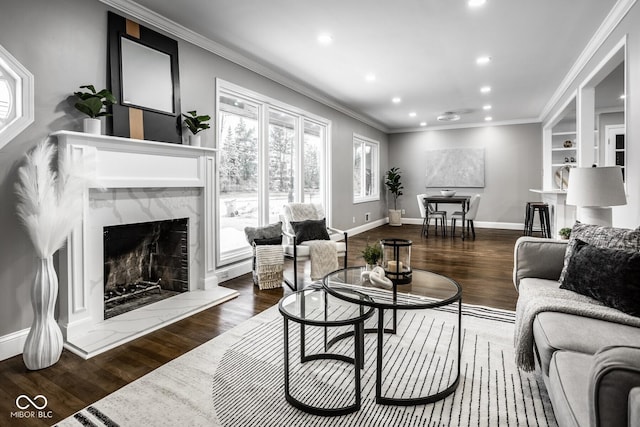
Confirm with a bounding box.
[365,73,376,82]
[392,97,402,104]
[483,104,492,110]
[409,112,417,117]
[476,56,491,65]
[468,0,486,7]
[420,122,427,127]
[317,33,333,45]
[485,116,493,121]
[620,94,626,100]
[480,86,491,93]
[437,112,460,122]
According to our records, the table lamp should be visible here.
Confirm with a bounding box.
[566,166,626,226]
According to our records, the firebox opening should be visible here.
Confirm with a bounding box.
[103,218,189,319]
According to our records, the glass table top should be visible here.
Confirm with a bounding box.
[279,286,375,326]
[323,267,462,309]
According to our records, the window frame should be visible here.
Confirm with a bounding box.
[353,133,380,204]
[215,79,331,267]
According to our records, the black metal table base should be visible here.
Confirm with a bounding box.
[283,318,365,416]
[375,301,462,405]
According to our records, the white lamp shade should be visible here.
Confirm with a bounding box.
[566,166,626,207]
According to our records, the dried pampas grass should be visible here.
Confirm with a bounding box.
[15,139,90,258]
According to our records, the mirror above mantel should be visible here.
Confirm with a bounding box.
[108,12,182,144]
[0,44,34,150]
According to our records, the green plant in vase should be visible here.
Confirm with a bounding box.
[385,167,404,226]
[182,110,211,146]
[362,241,382,267]
[74,85,116,134]
[559,227,572,239]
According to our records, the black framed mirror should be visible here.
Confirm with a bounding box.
[108,12,182,143]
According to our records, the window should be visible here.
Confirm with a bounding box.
[353,134,379,203]
[217,80,330,266]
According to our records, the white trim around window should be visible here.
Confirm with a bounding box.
[353,133,380,204]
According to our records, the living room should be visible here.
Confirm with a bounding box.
[1,0,639,425]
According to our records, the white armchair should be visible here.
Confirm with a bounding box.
[281,203,347,290]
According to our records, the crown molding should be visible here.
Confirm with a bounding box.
[389,117,540,134]
[539,0,637,122]
[98,0,388,133]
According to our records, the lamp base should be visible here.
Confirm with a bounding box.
[577,207,612,227]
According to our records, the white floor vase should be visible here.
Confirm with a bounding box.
[23,256,63,370]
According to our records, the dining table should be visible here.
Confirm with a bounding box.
[423,195,471,240]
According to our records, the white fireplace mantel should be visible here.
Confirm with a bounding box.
[53,131,237,359]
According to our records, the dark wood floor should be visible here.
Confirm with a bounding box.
[0,225,522,426]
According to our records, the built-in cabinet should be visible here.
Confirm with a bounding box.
[551,130,576,189]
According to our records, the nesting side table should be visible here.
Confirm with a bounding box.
[278,287,374,416]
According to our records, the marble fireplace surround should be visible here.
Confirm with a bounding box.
[54,131,238,359]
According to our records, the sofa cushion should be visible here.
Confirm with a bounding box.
[533,311,640,376]
[561,239,640,316]
[559,222,640,284]
[548,350,591,427]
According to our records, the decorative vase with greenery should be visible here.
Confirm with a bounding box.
[362,240,382,268]
[182,110,211,146]
[559,227,572,239]
[385,167,404,226]
[15,140,90,370]
[74,84,116,135]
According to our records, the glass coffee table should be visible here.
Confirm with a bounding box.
[323,267,462,405]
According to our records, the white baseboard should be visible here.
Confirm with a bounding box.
[401,217,524,230]
[346,218,388,236]
[0,328,29,362]
[216,259,252,283]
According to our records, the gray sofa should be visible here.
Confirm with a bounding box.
[513,236,640,427]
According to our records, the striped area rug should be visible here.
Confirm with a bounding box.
[57,302,556,427]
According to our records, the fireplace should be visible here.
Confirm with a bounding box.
[103,218,189,319]
[54,131,239,359]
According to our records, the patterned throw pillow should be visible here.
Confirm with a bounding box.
[244,222,282,245]
[561,239,640,316]
[559,221,640,284]
[290,218,330,244]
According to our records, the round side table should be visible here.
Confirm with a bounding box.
[278,286,374,416]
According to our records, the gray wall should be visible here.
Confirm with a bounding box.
[389,123,542,225]
[0,0,387,343]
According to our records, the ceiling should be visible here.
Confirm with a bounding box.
[129,0,619,132]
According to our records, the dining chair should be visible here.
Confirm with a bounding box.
[451,194,481,239]
[416,193,447,237]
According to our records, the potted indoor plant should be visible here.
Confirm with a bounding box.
[558,227,572,240]
[73,84,116,135]
[362,240,382,269]
[385,166,404,226]
[182,110,211,146]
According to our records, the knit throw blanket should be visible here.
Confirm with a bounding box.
[306,240,338,281]
[514,281,640,371]
[255,245,283,290]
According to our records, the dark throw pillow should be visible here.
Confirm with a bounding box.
[560,239,640,317]
[244,221,282,245]
[290,218,330,244]
[559,221,640,284]
[253,236,283,246]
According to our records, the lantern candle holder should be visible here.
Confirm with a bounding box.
[380,238,412,284]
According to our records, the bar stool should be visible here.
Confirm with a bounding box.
[524,202,551,238]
